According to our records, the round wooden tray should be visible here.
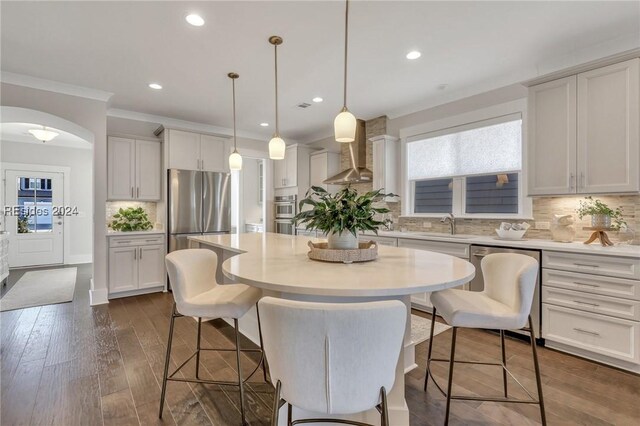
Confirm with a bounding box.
[307,240,378,264]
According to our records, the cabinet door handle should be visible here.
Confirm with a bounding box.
[573,281,599,288]
[573,327,600,336]
[579,172,585,190]
[140,247,143,259]
[573,300,599,307]
[134,248,137,260]
[136,187,140,198]
[131,187,134,198]
[201,159,204,170]
[574,263,599,268]
[569,173,575,191]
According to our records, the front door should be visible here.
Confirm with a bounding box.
[4,170,64,267]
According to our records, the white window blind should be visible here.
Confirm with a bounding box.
[407,116,522,180]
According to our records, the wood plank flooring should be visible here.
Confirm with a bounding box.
[1,264,639,425]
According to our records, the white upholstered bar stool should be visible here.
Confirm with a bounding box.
[258,297,407,426]
[161,249,265,425]
[424,253,546,426]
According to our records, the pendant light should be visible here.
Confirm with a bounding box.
[268,35,286,160]
[334,0,356,143]
[228,72,242,171]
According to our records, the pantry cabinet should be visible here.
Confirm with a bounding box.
[166,129,230,173]
[108,233,166,297]
[108,136,161,201]
[371,135,400,201]
[527,58,640,196]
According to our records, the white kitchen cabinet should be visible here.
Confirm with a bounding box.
[310,151,340,192]
[108,136,161,201]
[577,59,640,194]
[166,129,230,173]
[527,58,640,196]
[108,234,166,297]
[371,135,399,200]
[274,144,314,190]
[361,234,398,247]
[527,76,577,196]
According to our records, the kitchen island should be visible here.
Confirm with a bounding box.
[189,232,475,425]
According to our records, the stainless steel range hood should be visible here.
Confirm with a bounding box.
[323,119,373,185]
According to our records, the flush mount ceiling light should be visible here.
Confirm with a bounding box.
[260,122,269,127]
[28,126,59,143]
[227,73,242,171]
[406,50,421,60]
[312,97,324,103]
[268,35,286,160]
[148,83,163,90]
[334,0,356,143]
[185,14,205,27]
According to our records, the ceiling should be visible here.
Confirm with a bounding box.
[1,1,638,142]
[0,123,92,149]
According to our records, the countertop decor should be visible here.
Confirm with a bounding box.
[109,207,153,232]
[307,240,377,263]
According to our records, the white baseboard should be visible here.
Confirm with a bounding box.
[89,281,109,306]
[65,254,93,265]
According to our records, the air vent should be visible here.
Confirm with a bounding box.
[297,102,311,109]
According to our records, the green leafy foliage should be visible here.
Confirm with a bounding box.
[576,196,626,230]
[109,207,153,232]
[292,185,397,237]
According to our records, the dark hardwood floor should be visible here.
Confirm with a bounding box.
[1,265,639,425]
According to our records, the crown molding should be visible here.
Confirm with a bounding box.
[107,108,272,142]
[0,71,113,102]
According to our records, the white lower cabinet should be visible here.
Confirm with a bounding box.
[108,234,166,297]
[542,250,640,372]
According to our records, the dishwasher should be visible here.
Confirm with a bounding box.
[469,245,542,341]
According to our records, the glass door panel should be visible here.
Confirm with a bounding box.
[16,177,54,233]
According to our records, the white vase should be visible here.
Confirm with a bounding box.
[327,231,358,250]
[591,214,611,228]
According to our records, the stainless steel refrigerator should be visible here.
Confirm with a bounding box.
[167,169,231,252]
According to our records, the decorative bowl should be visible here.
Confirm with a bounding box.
[495,228,527,240]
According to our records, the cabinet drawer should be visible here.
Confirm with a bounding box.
[397,238,469,259]
[109,234,165,248]
[362,235,398,247]
[543,251,640,280]
[542,303,639,363]
[542,268,640,300]
[542,286,639,321]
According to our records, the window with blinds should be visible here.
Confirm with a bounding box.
[414,179,453,213]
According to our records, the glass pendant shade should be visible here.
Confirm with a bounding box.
[334,108,356,143]
[28,128,59,142]
[269,136,286,160]
[229,150,242,171]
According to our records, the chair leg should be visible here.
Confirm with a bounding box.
[287,403,292,426]
[444,327,457,426]
[271,380,281,426]
[380,387,389,426]
[500,329,508,398]
[159,303,178,419]
[234,319,247,425]
[195,317,202,379]
[423,307,437,391]
[529,316,547,426]
[256,302,269,383]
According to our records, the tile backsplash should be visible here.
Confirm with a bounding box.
[106,201,158,229]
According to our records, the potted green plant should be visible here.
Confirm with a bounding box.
[576,196,626,230]
[293,185,395,249]
[109,207,153,232]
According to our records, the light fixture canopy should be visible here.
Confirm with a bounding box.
[268,35,286,160]
[28,126,59,143]
[334,0,356,143]
[185,14,205,26]
[227,72,242,171]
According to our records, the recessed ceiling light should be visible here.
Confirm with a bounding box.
[260,122,269,127]
[312,97,323,103]
[406,50,421,60]
[148,83,163,90]
[185,14,205,27]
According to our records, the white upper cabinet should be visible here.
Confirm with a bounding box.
[108,136,161,201]
[310,151,340,192]
[273,144,314,190]
[528,58,640,196]
[371,135,399,200]
[167,129,230,173]
[577,59,640,194]
[527,76,577,196]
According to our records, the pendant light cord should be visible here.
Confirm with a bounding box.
[343,0,349,109]
[232,77,237,152]
[274,43,279,136]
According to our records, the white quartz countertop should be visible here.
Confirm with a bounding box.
[106,230,165,237]
[362,230,640,259]
[189,232,476,297]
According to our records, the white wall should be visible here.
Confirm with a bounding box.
[1,140,93,263]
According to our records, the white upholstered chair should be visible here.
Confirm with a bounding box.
[161,249,265,425]
[424,252,546,426]
[258,297,407,426]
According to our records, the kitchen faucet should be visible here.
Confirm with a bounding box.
[441,213,456,235]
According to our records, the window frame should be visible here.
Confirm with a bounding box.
[400,100,532,220]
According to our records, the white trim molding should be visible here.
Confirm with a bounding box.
[0,71,113,102]
[89,280,109,306]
